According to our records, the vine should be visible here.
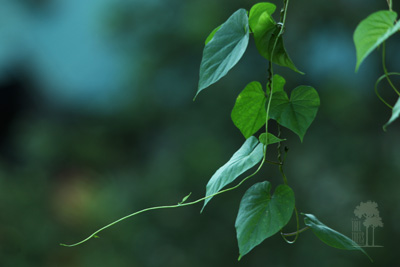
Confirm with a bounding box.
[59,0,386,262]
[353,0,400,130]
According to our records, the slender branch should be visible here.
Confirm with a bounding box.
[281,226,310,237]
[265,0,290,156]
[382,42,400,96]
[387,0,392,11]
[60,156,267,247]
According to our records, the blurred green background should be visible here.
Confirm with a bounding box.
[0,0,399,266]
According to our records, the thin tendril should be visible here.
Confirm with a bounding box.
[374,72,400,109]
[382,42,400,96]
[60,156,266,247]
[280,206,302,243]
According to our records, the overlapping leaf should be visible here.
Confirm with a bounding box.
[383,96,400,130]
[236,181,295,259]
[196,9,250,98]
[201,136,264,212]
[231,82,267,138]
[249,3,302,73]
[269,86,320,142]
[354,10,400,71]
[303,213,372,261]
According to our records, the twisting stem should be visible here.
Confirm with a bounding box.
[280,206,301,243]
[374,72,400,109]
[60,156,267,247]
[382,42,400,96]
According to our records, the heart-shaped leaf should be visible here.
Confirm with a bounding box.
[354,10,400,72]
[303,213,372,261]
[236,181,295,259]
[196,9,250,99]
[383,96,400,131]
[269,86,320,142]
[201,136,264,212]
[231,81,267,138]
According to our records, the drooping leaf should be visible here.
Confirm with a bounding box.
[231,81,267,138]
[383,96,400,131]
[248,4,302,73]
[236,181,295,259]
[303,213,372,261]
[196,9,250,99]
[201,136,264,212]
[266,27,303,74]
[354,10,400,72]
[259,133,285,146]
[269,86,320,142]
[205,25,221,45]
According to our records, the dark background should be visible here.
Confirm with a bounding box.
[0,0,398,266]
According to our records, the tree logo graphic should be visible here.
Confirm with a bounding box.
[351,201,383,247]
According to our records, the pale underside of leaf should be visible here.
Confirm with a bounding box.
[196,9,250,99]
[383,96,400,130]
[303,213,372,261]
[201,136,264,212]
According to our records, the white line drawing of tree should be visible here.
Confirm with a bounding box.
[364,215,383,246]
[354,201,382,247]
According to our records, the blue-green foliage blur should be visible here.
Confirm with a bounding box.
[0,0,399,266]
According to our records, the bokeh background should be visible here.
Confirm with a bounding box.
[0,0,399,266]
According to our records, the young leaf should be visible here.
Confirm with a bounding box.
[354,10,400,72]
[269,86,320,142]
[231,81,267,138]
[259,133,285,146]
[383,96,400,131]
[248,2,276,33]
[195,9,250,99]
[236,181,295,259]
[303,213,372,261]
[201,136,264,212]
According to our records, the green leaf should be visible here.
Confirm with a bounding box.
[201,136,264,212]
[236,181,295,259]
[205,25,221,45]
[383,96,400,131]
[354,10,400,72]
[303,213,372,261]
[231,81,267,138]
[196,9,250,99]
[178,192,192,205]
[248,2,276,33]
[269,86,320,142]
[248,4,302,74]
[259,133,285,146]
